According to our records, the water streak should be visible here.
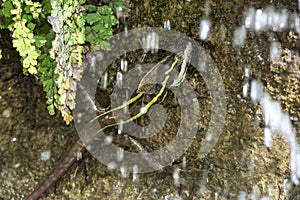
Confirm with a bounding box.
[118,120,123,134]
[269,41,281,62]
[172,168,180,185]
[244,6,300,33]
[132,165,138,181]
[233,26,247,47]
[120,166,127,178]
[121,59,128,72]
[250,80,300,185]
[164,20,171,30]
[199,19,211,41]
[117,147,124,161]
[142,32,159,54]
[116,71,123,88]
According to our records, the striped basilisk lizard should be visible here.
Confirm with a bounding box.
[25,43,192,200]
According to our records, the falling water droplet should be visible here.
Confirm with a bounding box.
[233,26,247,47]
[152,32,159,53]
[244,6,292,33]
[251,79,300,184]
[108,161,117,169]
[117,147,124,161]
[105,135,113,144]
[143,32,159,54]
[118,120,123,134]
[91,56,96,67]
[116,181,121,194]
[292,14,300,34]
[245,7,255,29]
[245,67,250,78]
[215,193,219,199]
[243,67,251,98]
[124,24,128,37]
[125,89,129,100]
[269,41,281,62]
[76,112,83,124]
[41,151,51,161]
[14,163,21,168]
[120,166,127,178]
[206,133,212,142]
[77,151,82,161]
[254,9,267,32]
[116,72,123,88]
[250,80,263,103]
[121,59,128,72]
[140,106,148,115]
[296,153,300,178]
[172,168,180,185]
[147,33,152,51]
[116,7,122,19]
[122,100,128,114]
[163,20,171,30]
[243,82,249,98]
[182,156,186,169]
[132,165,138,181]
[264,127,273,147]
[199,19,211,41]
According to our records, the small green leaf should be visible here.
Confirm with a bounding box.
[97,6,112,15]
[28,66,37,74]
[24,5,31,13]
[3,1,14,17]
[100,40,111,51]
[87,5,97,12]
[38,66,47,74]
[85,26,92,33]
[91,25,106,33]
[42,0,51,13]
[110,16,119,25]
[78,0,86,4]
[47,104,55,115]
[85,13,100,25]
[22,14,33,21]
[34,35,46,47]
[85,32,94,42]
[27,22,36,31]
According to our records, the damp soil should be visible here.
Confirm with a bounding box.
[1,0,300,199]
